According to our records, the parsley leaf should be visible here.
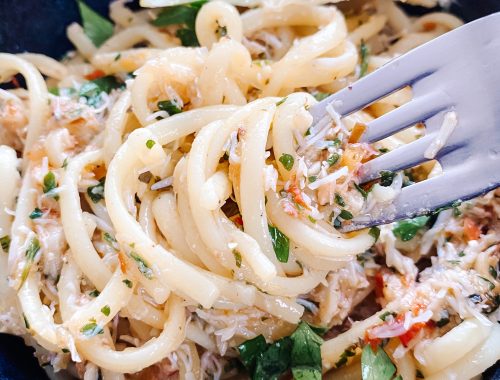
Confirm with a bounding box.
[379,171,395,187]
[369,226,380,241]
[130,251,153,279]
[290,322,323,380]
[326,153,340,167]
[268,225,289,263]
[157,100,182,115]
[87,178,105,203]
[101,305,110,316]
[21,237,41,283]
[339,209,353,220]
[392,216,429,241]
[146,139,156,149]
[80,319,104,337]
[29,207,43,219]
[89,289,100,297]
[233,250,242,268]
[279,153,294,171]
[122,279,133,288]
[361,344,396,380]
[238,335,268,373]
[359,40,370,78]
[334,193,345,207]
[43,172,59,200]
[79,76,123,107]
[77,0,114,47]
[253,337,292,380]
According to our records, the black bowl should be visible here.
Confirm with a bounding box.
[0,0,499,379]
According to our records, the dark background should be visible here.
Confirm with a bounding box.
[0,0,499,379]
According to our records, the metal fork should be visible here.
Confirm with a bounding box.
[309,12,500,231]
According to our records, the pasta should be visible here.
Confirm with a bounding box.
[0,0,498,379]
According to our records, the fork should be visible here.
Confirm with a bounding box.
[308,12,500,231]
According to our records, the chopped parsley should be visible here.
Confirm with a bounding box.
[326,153,340,167]
[122,279,133,288]
[369,226,381,241]
[276,97,287,106]
[308,176,317,183]
[29,207,43,219]
[89,289,100,297]
[0,235,11,252]
[21,237,41,282]
[279,153,294,171]
[48,87,59,96]
[361,344,397,380]
[87,177,105,203]
[379,171,395,187]
[268,225,289,263]
[392,216,429,241]
[354,183,369,199]
[146,139,156,149]
[233,250,242,268]
[77,0,114,47]
[238,322,323,380]
[313,92,330,101]
[379,311,396,321]
[79,76,124,107]
[130,251,154,279]
[103,232,117,246]
[80,318,104,337]
[43,171,59,200]
[152,1,207,46]
[489,265,498,279]
[334,193,345,207]
[157,100,183,115]
[62,158,69,169]
[338,209,353,220]
[101,305,111,316]
[359,40,370,78]
[23,314,30,329]
[335,345,356,368]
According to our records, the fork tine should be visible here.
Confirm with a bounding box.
[342,167,498,231]
[358,134,434,183]
[310,51,438,122]
[360,91,452,143]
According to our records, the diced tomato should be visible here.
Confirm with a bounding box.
[374,271,385,299]
[463,217,480,241]
[85,69,105,80]
[364,331,382,350]
[398,322,426,347]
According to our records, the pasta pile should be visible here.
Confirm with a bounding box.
[0,0,498,379]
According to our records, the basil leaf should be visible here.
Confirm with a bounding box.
[152,1,206,27]
[279,153,294,171]
[359,40,370,78]
[238,335,268,372]
[268,225,290,263]
[79,76,123,107]
[77,0,114,47]
[253,337,292,380]
[392,216,429,241]
[87,178,105,203]
[157,100,183,115]
[361,344,396,380]
[290,322,323,380]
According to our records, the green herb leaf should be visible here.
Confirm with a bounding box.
[0,235,11,252]
[80,319,104,337]
[369,227,380,242]
[101,305,110,316]
[489,265,498,279]
[359,40,370,78]
[478,275,495,291]
[87,177,105,203]
[268,225,290,263]
[238,335,268,372]
[25,237,41,263]
[130,251,153,279]
[326,153,340,167]
[48,87,59,96]
[339,209,353,220]
[176,28,199,46]
[77,0,114,47]
[62,158,69,169]
[43,171,59,200]
[123,279,133,288]
[379,171,395,187]
[354,183,369,199]
[335,345,356,368]
[29,207,43,220]
[253,337,292,380]
[152,1,206,26]
[157,100,183,115]
[146,139,156,149]
[361,344,396,380]
[23,314,30,329]
[79,76,123,107]
[89,289,100,297]
[279,153,294,171]
[313,92,330,101]
[276,97,287,106]
[308,176,317,183]
[233,250,242,268]
[379,311,396,321]
[103,232,117,245]
[334,193,345,207]
[290,322,323,380]
[392,216,429,241]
